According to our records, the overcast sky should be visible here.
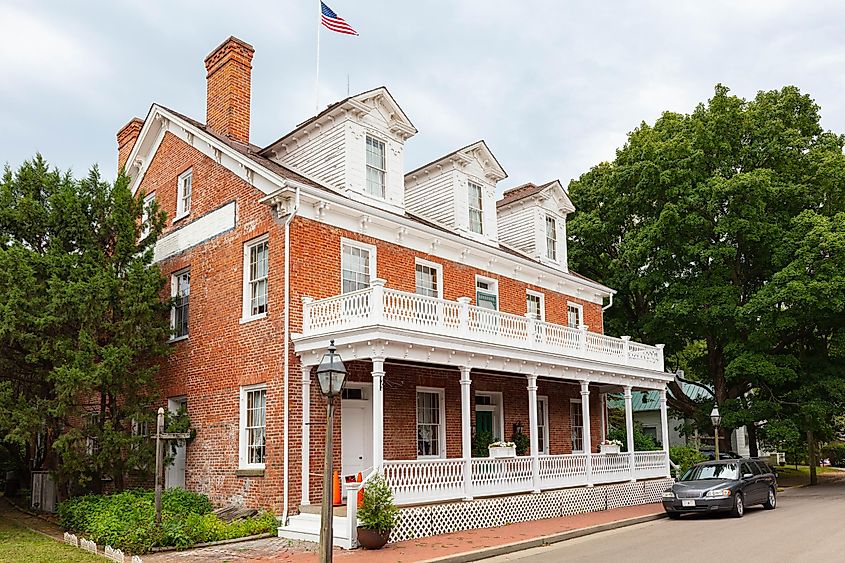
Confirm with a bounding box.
[2,0,845,193]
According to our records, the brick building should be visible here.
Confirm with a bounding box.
[119,37,673,547]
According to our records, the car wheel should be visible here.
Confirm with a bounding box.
[667,512,681,520]
[763,487,776,510]
[731,492,744,518]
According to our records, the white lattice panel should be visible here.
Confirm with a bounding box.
[390,506,433,543]
[560,486,606,516]
[606,481,645,510]
[643,478,674,503]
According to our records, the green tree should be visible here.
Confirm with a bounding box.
[0,156,170,495]
[568,85,845,456]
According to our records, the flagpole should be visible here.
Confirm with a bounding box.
[315,0,321,113]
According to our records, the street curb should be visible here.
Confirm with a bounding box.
[419,512,667,563]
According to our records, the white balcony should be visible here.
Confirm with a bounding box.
[300,281,664,373]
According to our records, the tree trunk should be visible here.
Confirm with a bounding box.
[747,423,759,458]
[807,427,817,486]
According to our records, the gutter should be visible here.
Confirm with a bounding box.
[602,293,614,312]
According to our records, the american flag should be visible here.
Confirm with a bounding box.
[320,2,359,36]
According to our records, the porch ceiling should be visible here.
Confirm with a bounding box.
[293,326,671,390]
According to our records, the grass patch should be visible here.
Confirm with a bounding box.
[776,465,838,488]
[0,518,100,563]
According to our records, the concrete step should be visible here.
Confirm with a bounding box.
[298,503,348,517]
[277,513,354,550]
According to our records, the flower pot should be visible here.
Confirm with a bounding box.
[600,444,621,454]
[357,526,390,549]
[488,445,517,458]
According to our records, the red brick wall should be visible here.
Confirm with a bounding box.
[139,131,609,514]
[204,37,253,144]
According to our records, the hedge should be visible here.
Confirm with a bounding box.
[58,489,275,554]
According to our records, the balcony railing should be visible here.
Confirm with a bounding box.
[383,451,669,505]
[301,282,664,372]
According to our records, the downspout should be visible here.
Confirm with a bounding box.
[601,292,614,312]
[282,186,301,526]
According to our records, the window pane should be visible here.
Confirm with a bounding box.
[468,183,483,234]
[571,402,584,451]
[365,136,386,198]
[173,270,190,338]
[342,245,371,293]
[527,294,541,318]
[417,391,441,457]
[248,241,269,315]
[567,305,582,328]
[546,216,556,260]
[245,389,266,465]
[415,263,438,297]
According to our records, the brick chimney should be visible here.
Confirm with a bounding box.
[117,117,144,171]
[204,36,254,145]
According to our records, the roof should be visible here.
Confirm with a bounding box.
[608,382,711,412]
[405,140,507,180]
[496,181,554,208]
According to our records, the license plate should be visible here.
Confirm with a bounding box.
[682,500,695,507]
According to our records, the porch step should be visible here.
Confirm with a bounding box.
[277,513,354,550]
[298,503,347,517]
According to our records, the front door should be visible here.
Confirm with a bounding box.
[476,411,494,438]
[341,385,373,484]
[166,397,187,489]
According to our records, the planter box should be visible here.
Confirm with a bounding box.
[488,446,517,458]
[599,444,621,454]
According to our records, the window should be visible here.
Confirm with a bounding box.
[141,192,155,238]
[545,215,557,261]
[341,240,376,293]
[176,169,192,218]
[417,388,445,458]
[171,269,190,339]
[642,425,658,442]
[468,182,484,234]
[242,236,269,321]
[415,259,442,298]
[537,396,550,455]
[526,290,545,320]
[570,400,584,452]
[567,302,583,328]
[475,391,504,441]
[240,385,267,468]
[475,277,498,310]
[365,136,386,198]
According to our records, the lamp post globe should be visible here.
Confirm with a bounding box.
[710,406,721,459]
[316,340,347,563]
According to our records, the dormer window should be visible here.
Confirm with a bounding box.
[468,182,484,234]
[365,135,386,198]
[545,215,557,261]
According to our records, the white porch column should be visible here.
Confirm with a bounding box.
[580,381,593,486]
[659,388,671,477]
[300,365,312,505]
[459,366,473,500]
[527,374,540,493]
[624,385,636,481]
[372,357,386,471]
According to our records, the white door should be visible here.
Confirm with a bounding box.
[166,397,187,489]
[341,386,373,483]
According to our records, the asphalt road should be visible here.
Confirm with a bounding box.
[485,474,845,563]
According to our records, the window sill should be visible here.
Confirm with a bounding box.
[173,212,190,224]
[239,313,267,324]
[236,468,265,477]
[169,335,189,344]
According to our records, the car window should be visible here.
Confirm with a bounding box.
[754,461,770,474]
[683,463,739,481]
[749,462,762,475]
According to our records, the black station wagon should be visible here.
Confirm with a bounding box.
[662,459,777,518]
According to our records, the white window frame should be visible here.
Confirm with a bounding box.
[567,302,584,329]
[414,258,443,299]
[570,398,584,453]
[170,268,190,341]
[365,134,387,198]
[239,383,267,470]
[340,238,377,294]
[141,192,155,239]
[475,391,505,441]
[545,215,558,262]
[468,181,484,234]
[416,387,446,459]
[537,396,550,455]
[475,275,499,311]
[175,168,192,220]
[526,289,545,321]
[241,234,270,323]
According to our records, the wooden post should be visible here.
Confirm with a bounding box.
[155,407,165,525]
[319,397,335,563]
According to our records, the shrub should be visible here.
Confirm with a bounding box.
[357,474,398,534]
[608,422,661,452]
[822,442,845,467]
[670,446,706,477]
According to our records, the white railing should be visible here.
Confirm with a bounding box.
[301,284,664,371]
[634,451,668,479]
[590,453,631,484]
[471,456,534,497]
[538,453,589,488]
[384,458,465,505]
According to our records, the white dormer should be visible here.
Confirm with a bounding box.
[260,87,417,213]
[496,180,575,271]
[404,141,507,246]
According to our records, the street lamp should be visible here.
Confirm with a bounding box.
[316,340,347,563]
[710,406,721,460]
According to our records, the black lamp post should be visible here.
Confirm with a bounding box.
[710,406,721,460]
[316,340,347,563]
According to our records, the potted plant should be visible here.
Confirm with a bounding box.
[356,473,399,549]
[599,439,623,454]
[488,441,517,458]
